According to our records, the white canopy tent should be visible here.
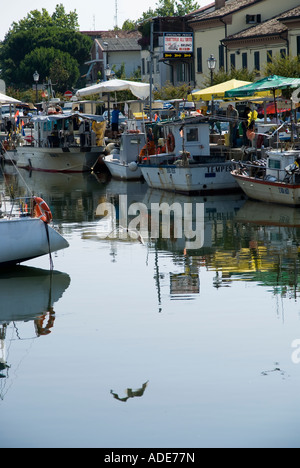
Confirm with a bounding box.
[0,92,21,104]
[76,79,151,100]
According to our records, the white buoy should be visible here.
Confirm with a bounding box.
[128,161,138,172]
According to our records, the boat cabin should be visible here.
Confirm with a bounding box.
[266,150,300,181]
[111,132,146,163]
[151,117,210,161]
[31,113,106,149]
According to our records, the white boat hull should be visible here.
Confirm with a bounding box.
[231,172,300,205]
[0,267,70,324]
[14,147,103,173]
[140,161,239,194]
[0,217,69,265]
[104,155,142,180]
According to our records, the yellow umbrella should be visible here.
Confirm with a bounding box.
[188,79,253,101]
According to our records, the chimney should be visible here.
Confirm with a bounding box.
[215,0,225,9]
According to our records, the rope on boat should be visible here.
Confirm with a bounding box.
[44,222,54,271]
[0,141,55,270]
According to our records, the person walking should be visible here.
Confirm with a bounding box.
[227,104,239,148]
[111,105,121,139]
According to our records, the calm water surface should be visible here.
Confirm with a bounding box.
[1,167,300,448]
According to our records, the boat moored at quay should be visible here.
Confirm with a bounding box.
[2,110,107,173]
[139,116,240,195]
[231,149,300,206]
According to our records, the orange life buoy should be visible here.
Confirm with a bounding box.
[33,197,52,224]
[167,132,175,153]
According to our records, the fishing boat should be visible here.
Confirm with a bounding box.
[2,111,106,173]
[231,149,300,206]
[138,116,240,194]
[0,194,69,266]
[103,131,146,180]
[103,127,177,181]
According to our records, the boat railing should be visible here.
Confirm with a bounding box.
[0,194,33,219]
[233,160,300,184]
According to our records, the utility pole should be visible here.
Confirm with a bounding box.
[149,20,154,122]
[114,0,118,28]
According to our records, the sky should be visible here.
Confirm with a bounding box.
[0,0,212,40]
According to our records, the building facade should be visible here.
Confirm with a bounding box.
[189,0,300,88]
[81,30,141,84]
[81,1,300,92]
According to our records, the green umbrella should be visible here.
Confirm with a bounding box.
[225,75,300,123]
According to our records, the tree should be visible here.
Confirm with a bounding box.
[154,81,191,100]
[7,4,79,35]
[123,0,200,29]
[204,67,258,87]
[122,20,137,31]
[0,5,91,90]
[263,53,300,79]
[19,47,79,93]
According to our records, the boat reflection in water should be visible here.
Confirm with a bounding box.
[2,165,110,224]
[224,199,300,299]
[88,183,247,309]
[89,181,300,304]
[0,266,70,398]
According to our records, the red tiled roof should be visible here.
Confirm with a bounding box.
[189,0,263,22]
[224,6,300,41]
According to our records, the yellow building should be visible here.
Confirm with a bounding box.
[189,0,300,88]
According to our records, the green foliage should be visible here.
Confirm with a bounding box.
[176,0,200,16]
[263,53,300,78]
[122,20,137,31]
[125,0,199,30]
[155,0,199,16]
[203,67,259,87]
[8,4,79,35]
[263,53,300,99]
[154,81,191,100]
[0,4,90,91]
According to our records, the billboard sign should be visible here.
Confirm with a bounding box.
[163,33,193,59]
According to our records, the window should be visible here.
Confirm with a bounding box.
[297,36,300,57]
[242,53,247,69]
[156,59,160,73]
[267,50,272,63]
[219,45,225,69]
[280,49,286,58]
[197,47,203,73]
[246,14,261,24]
[176,63,185,82]
[254,51,260,70]
[268,159,281,169]
[230,53,236,69]
[186,128,198,142]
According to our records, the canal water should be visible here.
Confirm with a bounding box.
[1,166,300,448]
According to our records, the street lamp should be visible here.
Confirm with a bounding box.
[33,70,39,104]
[105,66,113,126]
[207,54,216,85]
[207,55,217,116]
